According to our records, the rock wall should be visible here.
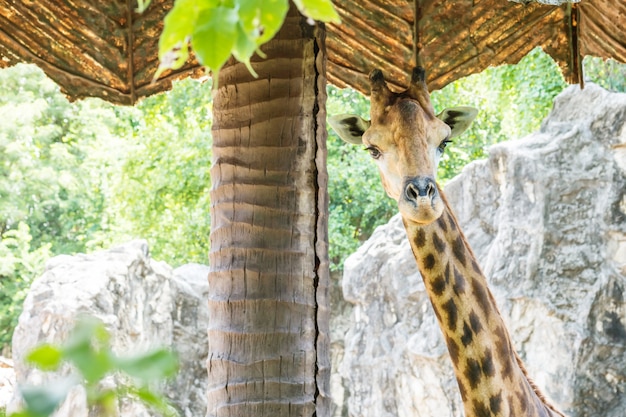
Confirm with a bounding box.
[7,241,210,417]
[0,357,15,410]
[340,84,626,417]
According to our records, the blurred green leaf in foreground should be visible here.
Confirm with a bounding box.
[10,316,178,417]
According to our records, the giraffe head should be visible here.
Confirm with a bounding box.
[329,68,477,225]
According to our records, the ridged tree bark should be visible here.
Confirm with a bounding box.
[207,4,330,417]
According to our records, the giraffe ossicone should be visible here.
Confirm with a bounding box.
[329,68,567,417]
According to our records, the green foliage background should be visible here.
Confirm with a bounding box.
[1,51,625,351]
[0,66,212,350]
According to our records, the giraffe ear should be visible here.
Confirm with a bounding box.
[437,106,478,138]
[328,114,371,145]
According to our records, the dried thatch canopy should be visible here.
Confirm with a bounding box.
[0,0,624,105]
[0,0,203,105]
[327,0,625,92]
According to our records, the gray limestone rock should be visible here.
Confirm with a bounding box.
[7,241,210,417]
[0,356,15,410]
[340,84,626,417]
[169,263,210,417]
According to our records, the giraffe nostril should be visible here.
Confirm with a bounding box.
[406,183,419,200]
[426,182,436,199]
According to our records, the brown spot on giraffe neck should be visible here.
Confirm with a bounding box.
[431,274,446,296]
[517,390,530,413]
[470,275,492,316]
[452,266,466,295]
[446,334,461,367]
[414,228,426,248]
[447,211,457,231]
[452,234,467,266]
[469,311,483,334]
[482,348,496,377]
[436,213,448,232]
[423,253,436,269]
[472,399,491,417]
[489,393,503,414]
[461,321,474,347]
[494,324,514,377]
[464,357,483,389]
[442,298,458,331]
[472,258,482,274]
[432,232,446,253]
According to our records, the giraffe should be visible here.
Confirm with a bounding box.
[328,68,567,417]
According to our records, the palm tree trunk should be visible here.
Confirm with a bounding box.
[207,3,330,417]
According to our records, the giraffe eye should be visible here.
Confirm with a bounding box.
[365,146,382,159]
[438,139,452,152]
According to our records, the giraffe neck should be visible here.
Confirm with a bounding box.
[402,193,562,417]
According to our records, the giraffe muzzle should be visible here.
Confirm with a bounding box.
[399,176,444,224]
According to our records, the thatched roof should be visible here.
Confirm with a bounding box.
[328,0,625,92]
[0,0,624,105]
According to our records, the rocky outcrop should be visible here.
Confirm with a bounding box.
[329,270,353,417]
[169,263,210,417]
[7,241,210,417]
[0,356,15,410]
[340,84,626,417]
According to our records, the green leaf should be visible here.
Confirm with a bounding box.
[293,0,340,24]
[89,388,118,415]
[235,0,261,34]
[114,349,178,382]
[232,24,259,76]
[63,316,110,349]
[60,317,113,384]
[25,344,62,371]
[191,6,239,72]
[19,377,77,417]
[136,0,152,13]
[130,386,179,417]
[63,345,112,384]
[156,0,220,80]
[236,0,289,45]
[155,0,197,80]
[159,0,203,54]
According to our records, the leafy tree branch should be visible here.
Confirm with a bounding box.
[154,0,340,80]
